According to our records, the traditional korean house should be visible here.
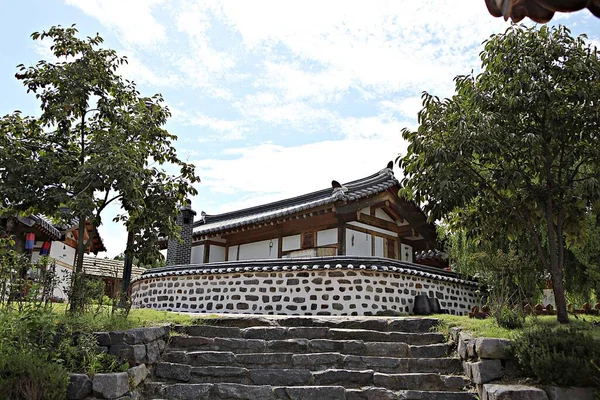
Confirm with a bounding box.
[1,215,105,300]
[138,164,480,316]
[166,163,438,267]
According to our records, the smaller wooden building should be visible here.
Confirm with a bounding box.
[2,215,105,299]
[82,256,146,298]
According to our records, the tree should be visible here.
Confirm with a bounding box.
[0,25,200,311]
[398,25,600,323]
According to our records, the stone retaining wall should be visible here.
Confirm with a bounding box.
[131,267,480,316]
[67,326,170,400]
[450,327,596,400]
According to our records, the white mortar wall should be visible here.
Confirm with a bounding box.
[191,245,204,264]
[209,245,226,263]
[239,239,278,260]
[49,242,76,267]
[317,229,337,246]
[374,237,384,257]
[347,221,398,238]
[132,269,480,316]
[282,235,301,251]
[53,265,72,299]
[346,229,372,257]
[375,209,394,222]
[228,245,238,261]
[401,244,413,263]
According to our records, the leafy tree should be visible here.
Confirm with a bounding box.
[0,25,200,311]
[399,25,600,323]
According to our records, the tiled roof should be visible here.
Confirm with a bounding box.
[82,256,146,279]
[17,215,62,240]
[193,167,398,237]
[416,250,448,261]
[134,256,478,287]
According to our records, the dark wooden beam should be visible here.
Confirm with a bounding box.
[357,213,399,234]
[397,225,416,237]
[334,193,394,215]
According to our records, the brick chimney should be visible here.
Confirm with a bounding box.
[166,200,196,266]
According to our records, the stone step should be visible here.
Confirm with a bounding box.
[373,373,469,391]
[143,381,474,400]
[168,337,450,357]
[346,388,478,400]
[175,326,445,345]
[179,317,439,333]
[156,355,461,379]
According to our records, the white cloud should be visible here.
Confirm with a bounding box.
[64,0,167,47]
[192,137,408,213]
[380,97,424,119]
[118,53,181,88]
[185,113,249,141]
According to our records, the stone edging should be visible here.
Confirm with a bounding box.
[67,326,171,400]
[449,327,596,400]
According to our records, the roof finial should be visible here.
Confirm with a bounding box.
[331,180,348,197]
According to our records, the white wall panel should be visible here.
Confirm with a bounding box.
[191,245,204,264]
[239,239,278,260]
[209,245,226,263]
[282,235,301,251]
[317,229,337,246]
[374,236,384,257]
[346,228,371,257]
[401,244,413,262]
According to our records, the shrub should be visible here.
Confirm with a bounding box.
[512,324,600,387]
[0,349,69,400]
[495,306,525,329]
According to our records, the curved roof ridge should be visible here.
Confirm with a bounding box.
[194,167,398,229]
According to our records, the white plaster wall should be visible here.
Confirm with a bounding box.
[317,229,337,246]
[132,269,480,316]
[30,242,73,300]
[49,242,76,267]
[228,245,238,261]
[239,239,278,260]
[347,221,398,238]
[401,244,413,263]
[374,236,384,257]
[375,209,394,222]
[346,229,372,257]
[282,235,301,251]
[191,245,204,264]
[209,245,226,263]
[52,265,72,299]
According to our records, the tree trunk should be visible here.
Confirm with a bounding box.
[69,216,87,312]
[545,207,569,324]
[549,258,569,323]
[121,230,134,296]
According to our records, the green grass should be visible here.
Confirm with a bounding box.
[11,303,211,332]
[433,313,600,340]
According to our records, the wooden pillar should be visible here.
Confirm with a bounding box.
[337,222,346,256]
[277,232,283,258]
[203,244,210,264]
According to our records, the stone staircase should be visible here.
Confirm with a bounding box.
[142,317,476,400]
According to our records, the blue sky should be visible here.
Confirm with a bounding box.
[2,1,599,257]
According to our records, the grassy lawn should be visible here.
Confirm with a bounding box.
[433,313,600,340]
[10,303,204,332]
[8,302,600,338]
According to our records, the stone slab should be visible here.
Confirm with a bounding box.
[483,384,549,400]
[92,372,129,399]
[67,374,92,400]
